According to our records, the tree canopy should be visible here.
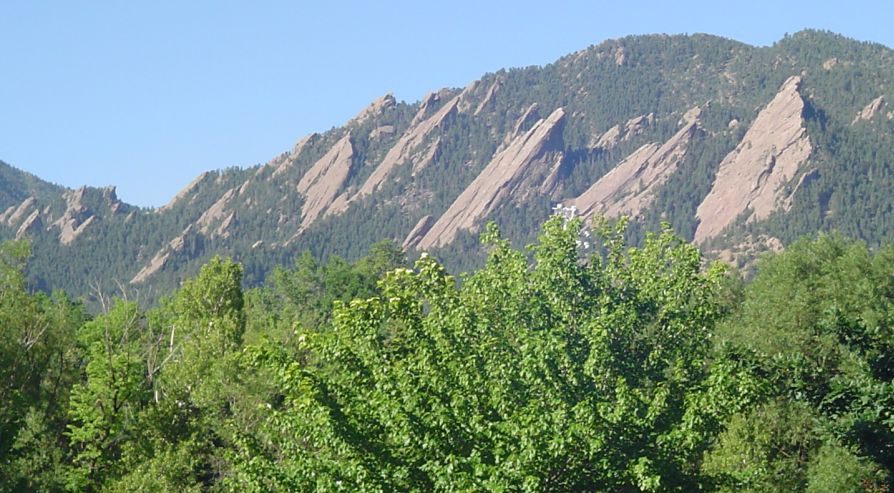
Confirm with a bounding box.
[0,221,892,491]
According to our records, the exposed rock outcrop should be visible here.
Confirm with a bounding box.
[513,104,541,136]
[694,76,812,242]
[349,93,396,126]
[130,227,192,284]
[369,125,395,140]
[852,96,887,124]
[270,133,319,178]
[416,108,566,250]
[402,215,434,250]
[474,76,503,115]
[590,113,654,149]
[571,118,699,218]
[592,125,621,149]
[350,94,459,200]
[16,210,41,238]
[411,90,452,126]
[456,80,480,113]
[0,197,37,226]
[615,46,627,66]
[52,188,95,245]
[2,187,120,244]
[195,187,237,237]
[296,133,354,228]
[710,234,784,271]
[681,106,701,125]
[160,172,209,211]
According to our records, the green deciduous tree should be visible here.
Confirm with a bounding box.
[64,300,146,491]
[230,217,739,491]
[709,233,894,490]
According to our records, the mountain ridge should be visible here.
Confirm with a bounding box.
[4,29,894,303]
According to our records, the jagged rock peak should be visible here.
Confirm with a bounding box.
[51,186,106,245]
[349,94,460,200]
[411,89,454,125]
[350,93,397,125]
[694,75,812,243]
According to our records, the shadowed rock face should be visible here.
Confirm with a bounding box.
[416,108,566,250]
[694,76,812,243]
[571,115,699,219]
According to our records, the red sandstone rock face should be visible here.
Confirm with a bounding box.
[694,76,812,243]
[416,108,566,250]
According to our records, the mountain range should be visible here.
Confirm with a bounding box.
[3,29,894,303]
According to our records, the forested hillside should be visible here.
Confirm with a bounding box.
[3,30,894,303]
[2,217,893,491]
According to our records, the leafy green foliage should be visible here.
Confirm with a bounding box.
[229,218,739,491]
[709,233,894,490]
[3,213,894,491]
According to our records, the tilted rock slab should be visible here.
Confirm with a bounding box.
[402,214,434,250]
[416,107,566,250]
[694,76,812,243]
[130,226,194,284]
[0,196,37,227]
[159,172,209,212]
[571,118,698,219]
[351,95,459,200]
[296,133,354,228]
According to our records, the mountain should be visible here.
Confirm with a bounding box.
[4,29,894,303]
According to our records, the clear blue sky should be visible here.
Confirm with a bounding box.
[2,0,892,207]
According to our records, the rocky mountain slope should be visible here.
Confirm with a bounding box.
[4,30,894,303]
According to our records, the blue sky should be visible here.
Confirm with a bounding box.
[2,0,892,207]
